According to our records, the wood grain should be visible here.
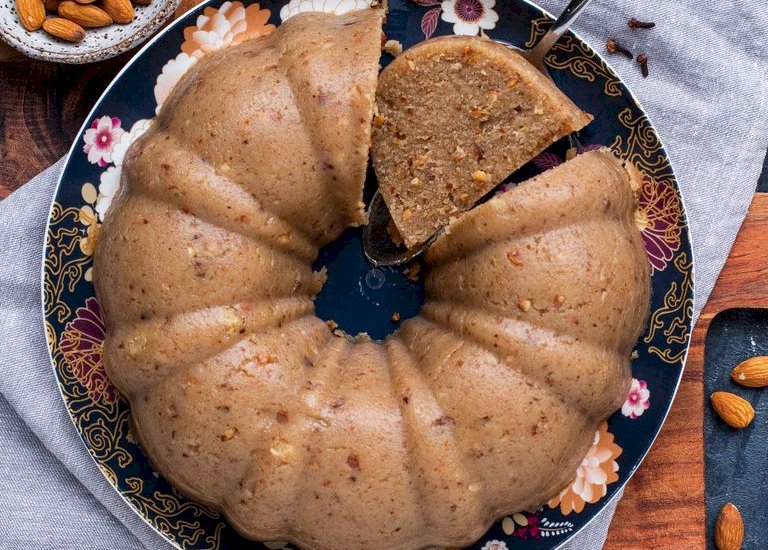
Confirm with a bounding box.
[0,0,198,200]
[606,194,768,548]
[0,52,132,199]
[604,346,706,547]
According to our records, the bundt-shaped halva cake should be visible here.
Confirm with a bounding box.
[94,9,650,550]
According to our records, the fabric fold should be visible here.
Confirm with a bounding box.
[0,162,169,549]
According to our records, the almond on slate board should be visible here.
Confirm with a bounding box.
[731,355,768,387]
[58,1,112,27]
[42,16,86,41]
[710,391,755,429]
[715,502,744,550]
[100,0,133,24]
[16,0,46,31]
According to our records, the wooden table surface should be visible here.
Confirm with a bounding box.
[0,2,737,547]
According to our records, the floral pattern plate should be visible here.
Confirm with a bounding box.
[43,0,694,548]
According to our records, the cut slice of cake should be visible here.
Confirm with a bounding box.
[371,35,593,249]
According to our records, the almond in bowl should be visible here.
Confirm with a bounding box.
[0,0,181,63]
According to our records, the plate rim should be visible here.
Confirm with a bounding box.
[40,0,696,547]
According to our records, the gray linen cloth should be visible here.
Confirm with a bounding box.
[2,0,768,548]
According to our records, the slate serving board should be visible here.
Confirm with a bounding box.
[698,152,768,550]
[705,309,768,549]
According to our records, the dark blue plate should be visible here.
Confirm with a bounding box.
[43,0,694,548]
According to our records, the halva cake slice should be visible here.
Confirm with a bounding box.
[371,35,593,249]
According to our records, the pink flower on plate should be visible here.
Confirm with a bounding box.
[83,116,125,167]
[440,0,498,36]
[502,512,542,539]
[622,378,650,419]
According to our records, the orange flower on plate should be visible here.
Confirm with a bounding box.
[181,1,275,57]
[155,2,275,111]
[78,206,100,257]
[78,184,101,257]
[547,421,622,515]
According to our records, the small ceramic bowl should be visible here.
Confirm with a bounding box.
[0,0,181,64]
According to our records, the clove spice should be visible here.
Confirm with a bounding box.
[637,53,649,78]
[606,38,633,60]
[628,18,656,29]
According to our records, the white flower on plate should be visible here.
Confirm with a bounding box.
[480,540,509,550]
[280,0,374,23]
[95,167,121,222]
[154,53,198,113]
[440,0,498,36]
[575,445,611,500]
[112,119,153,167]
[94,118,153,221]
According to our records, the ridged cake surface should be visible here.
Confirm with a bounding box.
[94,10,650,550]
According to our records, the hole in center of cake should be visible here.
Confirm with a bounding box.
[312,225,425,341]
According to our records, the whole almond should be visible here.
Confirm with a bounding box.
[58,1,111,27]
[731,356,768,387]
[16,0,46,31]
[99,0,133,24]
[711,391,754,429]
[41,16,85,42]
[715,502,744,550]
